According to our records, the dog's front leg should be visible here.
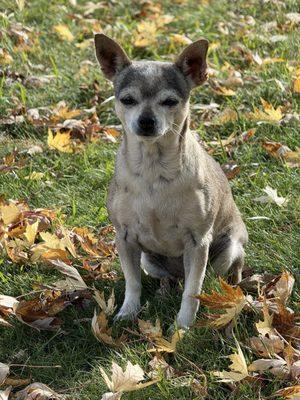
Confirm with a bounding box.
[115,230,141,320]
[177,235,210,328]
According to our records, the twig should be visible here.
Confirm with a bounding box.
[10,363,62,369]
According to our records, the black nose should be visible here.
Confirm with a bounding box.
[137,114,156,136]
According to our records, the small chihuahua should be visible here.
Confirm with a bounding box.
[94,34,248,328]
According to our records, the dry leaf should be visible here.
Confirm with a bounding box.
[255,299,275,336]
[0,364,9,386]
[53,24,74,42]
[24,220,39,246]
[138,319,162,341]
[254,186,287,206]
[47,129,73,153]
[170,34,192,45]
[196,279,250,328]
[15,382,63,399]
[100,361,158,397]
[0,387,11,400]
[51,260,87,291]
[213,108,238,125]
[249,335,284,357]
[148,329,184,353]
[262,141,300,168]
[264,270,295,303]
[91,310,125,347]
[213,339,249,382]
[248,98,283,124]
[94,290,116,316]
[293,78,300,94]
[272,385,300,399]
[248,357,287,377]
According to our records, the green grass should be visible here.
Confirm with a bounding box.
[0,0,300,399]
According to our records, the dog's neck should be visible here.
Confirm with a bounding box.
[122,116,189,183]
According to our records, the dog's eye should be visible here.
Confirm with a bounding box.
[120,96,138,106]
[160,98,179,107]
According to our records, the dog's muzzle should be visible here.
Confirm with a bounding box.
[137,114,156,136]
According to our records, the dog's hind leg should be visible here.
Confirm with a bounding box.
[141,253,171,279]
[210,234,245,284]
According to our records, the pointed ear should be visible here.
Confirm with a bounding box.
[94,33,131,81]
[175,39,209,87]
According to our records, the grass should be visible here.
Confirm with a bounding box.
[0,0,300,399]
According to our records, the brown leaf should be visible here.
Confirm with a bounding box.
[196,279,250,328]
[249,335,284,357]
[15,382,64,399]
[272,385,300,399]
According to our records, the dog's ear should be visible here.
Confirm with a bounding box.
[175,39,209,87]
[94,34,131,81]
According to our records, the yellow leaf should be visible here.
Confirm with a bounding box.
[91,310,124,347]
[47,129,73,153]
[39,232,64,250]
[213,339,249,382]
[248,98,283,124]
[53,24,74,42]
[293,77,300,94]
[148,329,184,353]
[255,299,275,336]
[15,0,25,10]
[273,385,300,399]
[134,21,158,47]
[138,319,162,341]
[0,204,20,225]
[170,34,192,46]
[24,220,39,246]
[24,171,45,181]
[0,49,13,65]
[213,108,238,124]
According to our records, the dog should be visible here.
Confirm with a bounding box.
[94,34,248,328]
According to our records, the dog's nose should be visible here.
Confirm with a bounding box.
[137,114,156,136]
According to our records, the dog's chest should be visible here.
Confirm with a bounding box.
[109,169,208,257]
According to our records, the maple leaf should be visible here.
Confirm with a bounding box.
[213,339,249,382]
[148,328,184,353]
[53,24,74,42]
[254,186,287,207]
[94,290,116,316]
[0,387,11,400]
[24,220,39,246]
[0,363,9,385]
[0,294,19,327]
[255,299,275,336]
[272,385,300,399]
[263,270,295,304]
[196,278,250,328]
[213,107,238,125]
[100,361,158,398]
[248,98,283,124]
[51,260,87,291]
[293,77,300,94]
[138,319,162,341]
[170,34,192,45]
[91,310,125,347]
[262,140,300,168]
[249,335,284,357]
[47,129,73,153]
[14,382,64,399]
[0,203,21,225]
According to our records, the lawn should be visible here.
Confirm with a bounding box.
[0,0,299,399]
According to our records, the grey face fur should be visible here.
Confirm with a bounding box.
[95,34,208,142]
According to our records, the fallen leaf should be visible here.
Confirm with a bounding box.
[170,34,192,45]
[24,220,39,246]
[47,129,73,153]
[213,108,238,125]
[148,329,184,353]
[255,299,275,336]
[272,385,300,399]
[0,387,11,400]
[213,339,249,382]
[293,77,300,94]
[100,361,158,396]
[248,98,283,124]
[248,357,287,377]
[94,290,116,316]
[254,186,287,207]
[0,363,9,386]
[138,319,162,341]
[263,270,295,304]
[91,310,125,347]
[53,24,74,42]
[196,279,250,328]
[262,140,300,168]
[249,335,284,357]
[24,171,45,181]
[15,382,63,399]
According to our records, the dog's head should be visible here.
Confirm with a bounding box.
[94,34,208,142]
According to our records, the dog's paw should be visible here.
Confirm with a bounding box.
[176,312,194,330]
[114,302,140,322]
